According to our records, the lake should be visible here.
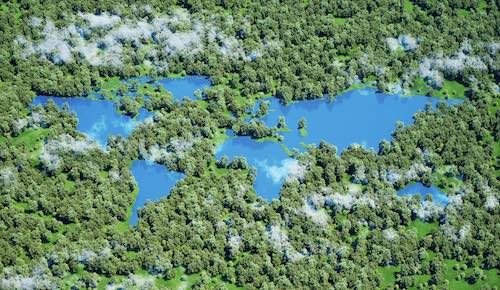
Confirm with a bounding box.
[397,182,449,205]
[152,75,211,101]
[109,75,211,101]
[129,160,184,225]
[32,96,153,147]
[255,88,461,151]
[33,78,459,216]
[32,76,211,147]
[217,88,461,200]
[32,76,209,225]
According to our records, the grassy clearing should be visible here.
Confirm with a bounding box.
[10,128,50,165]
[158,268,242,290]
[333,17,348,24]
[437,80,467,99]
[11,128,49,148]
[87,267,242,289]
[431,166,463,194]
[379,265,400,289]
[60,173,76,191]
[409,220,438,240]
[112,184,139,234]
[410,78,466,99]
[213,128,231,146]
[99,77,122,92]
[478,0,487,11]
[403,0,414,13]
[379,249,499,289]
[167,72,186,78]
[443,260,499,290]
[457,9,470,17]
[488,95,499,114]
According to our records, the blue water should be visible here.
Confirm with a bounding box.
[153,76,211,101]
[216,136,293,199]
[255,88,461,151]
[93,75,211,101]
[129,160,184,225]
[217,88,461,200]
[397,182,449,205]
[32,76,211,147]
[33,96,153,147]
[118,75,211,101]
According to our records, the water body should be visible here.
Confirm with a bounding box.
[115,75,211,101]
[129,160,184,225]
[397,182,449,205]
[216,136,293,200]
[33,76,209,225]
[152,75,211,101]
[33,96,153,147]
[32,76,211,147]
[217,88,461,200]
[256,88,462,151]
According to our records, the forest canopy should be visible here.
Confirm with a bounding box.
[0,0,498,289]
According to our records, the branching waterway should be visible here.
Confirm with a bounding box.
[32,76,461,223]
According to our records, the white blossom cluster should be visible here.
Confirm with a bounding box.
[16,8,252,68]
[40,134,99,171]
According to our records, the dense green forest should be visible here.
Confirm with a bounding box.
[0,0,498,289]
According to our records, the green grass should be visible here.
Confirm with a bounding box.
[13,202,29,210]
[379,265,400,289]
[403,0,414,13]
[442,259,498,290]
[380,250,500,289]
[61,173,76,191]
[157,268,242,290]
[11,128,49,148]
[99,171,109,180]
[478,0,487,11]
[112,185,139,233]
[409,220,438,240]
[333,17,348,24]
[213,128,231,146]
[9,128,50,164]
[438,80,467,99]
[457,9,470,17]
[431,166,463,194]
[234,95,250,107]
[0,2,22,23]
[196,99,209,109]
[159,268,201,289]
[137,83,159,96]
[335,55,349,62]
[99,77,122,91]
[167,72,186,78]
[207,161,231,177]
[488,95,499,114]
[410,78,467,99]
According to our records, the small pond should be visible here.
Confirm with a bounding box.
[129,160,184,225]
[111,75,211,101]
[152,75,211,101]
[217,88,462,200]
[397,182,449,206]
[216,136,293,200]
